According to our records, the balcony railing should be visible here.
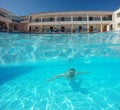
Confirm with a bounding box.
[12,19,21,23]
[30,16,112,23]
[42,18,55,22]
[117,13,120,18]
[32,18,41,22]
[0,16,12,23]
[89,17,101,21]
[102,17,112,21]
[73,17,87,21]
[0,13,5,17]
[57,17,71,21]
[21,18,29,21]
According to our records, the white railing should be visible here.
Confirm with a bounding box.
[29,20,113,26]
[0,16,12,23]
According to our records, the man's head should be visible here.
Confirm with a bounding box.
[68,68,76,77]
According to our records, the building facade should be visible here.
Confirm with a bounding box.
[0,8,12,32]
[0,8,30,32]
[0,8,120,33]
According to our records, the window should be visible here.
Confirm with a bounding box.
[36,18,39,22]
[0,13,5,17]
[65,17,71,21]
[73,17,78,21]
[82,17,87,21]
[118,23,120,27]
[49,18,53,22]
[42,18,49,22]
[89,17,93,21]
[117,13,120,18]
[57,17,70,21]
[61,17,65,21]
[78,17,82,21]
[102,17,106,21]
[108,15,112,20]
[57,18,61,21]
[93,17,100,21]
[102,16,112,21]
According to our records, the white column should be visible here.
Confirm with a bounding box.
[71,15,73,32]
[101,24,102,32]
[6,23,9,32]
[107,25,109,31]
[71,24,73,33]
[71,14,73,21]
[55,15,57,22]
[29,16,32,23]
[41,25,43,32]
[87,14,89,21]
[87,24,89,32]
[27,24,29,32]
[100,16,102,21]
[41,16,43,22]
[40,25,42,32]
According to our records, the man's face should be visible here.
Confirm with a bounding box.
[69,70,75,76]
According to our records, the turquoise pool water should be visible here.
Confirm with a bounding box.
[0,32,120,110]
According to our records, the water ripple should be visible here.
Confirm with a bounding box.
[0,31,120,65]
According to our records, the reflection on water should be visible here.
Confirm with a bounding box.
[0,31,120,65]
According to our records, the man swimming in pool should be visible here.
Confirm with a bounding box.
[47,68,89,81]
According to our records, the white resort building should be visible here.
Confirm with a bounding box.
[0,8,120,33]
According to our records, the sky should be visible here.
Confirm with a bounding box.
[0,0,120,15]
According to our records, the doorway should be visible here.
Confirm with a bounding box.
[50,26,54,32]
[61,26,65,32]
[79,26,82,32]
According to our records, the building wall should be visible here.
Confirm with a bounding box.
[19,23,29,32]
[1,8,120,33]
[28,11,113,33]
[114,8,120,30]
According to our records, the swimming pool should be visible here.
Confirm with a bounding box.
[0,31,120,110]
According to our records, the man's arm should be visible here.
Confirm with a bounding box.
[47,74,66,81]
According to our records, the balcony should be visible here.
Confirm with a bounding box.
[102,17,112,21]
[31,18,41,23]
[42,18,55,22]
[57,17,71,22]
[89,17,101,21]
[0,13,5,17]
[0,16,12,23]
[117,13,120,18]
[73,17,87,21]
[29,15,113,26]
